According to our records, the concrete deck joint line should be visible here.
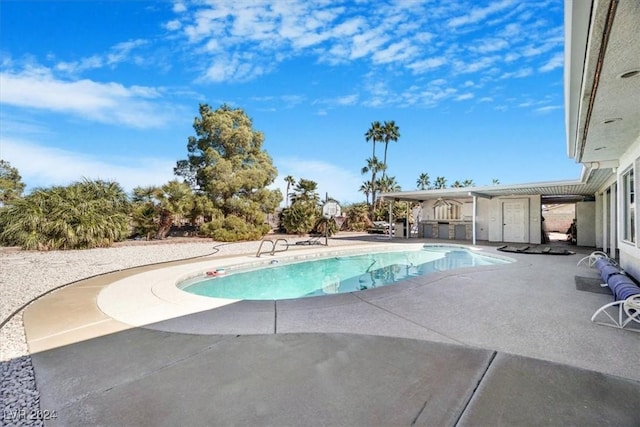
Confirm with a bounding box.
[453,351,498,427]
[28,318,114,343]
[352,290,468,346]
[274,300,278,334]
[411,398,429,426]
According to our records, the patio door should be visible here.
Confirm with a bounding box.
[502,200,528,243]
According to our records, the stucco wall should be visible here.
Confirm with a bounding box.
[487,195,542,244]
[617,133,640,278]
[576,201,596,246]
[420,195,541,243]
[419,197,490,241]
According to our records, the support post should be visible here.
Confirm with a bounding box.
[389,200,393,239]
[325,193,329,246]
[406,201,409,239]
[472,196,477,246]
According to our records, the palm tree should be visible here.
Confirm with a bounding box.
[156,180,193,239]
[0,179,130,250]
[290,178,320,205]
[132,186,156,203]
[284,175,295,207]
[361,157,385,209]
[434,176,447,189]
[359,181,372,205]
[416,173,430,190]
[374,175,401,210]
[381,120,400,179]
[462,179,474,187]
[132,181,194,239]
[377,175,401,194]
[364,122,383,213]
[452,181,462,188]
[492,178,500,185]
[364,121,383,160]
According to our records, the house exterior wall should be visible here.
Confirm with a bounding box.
[595,193,603,249]
[487,195,542,244]
[419,195,541,244]
[576,201,596,246]
[475,198,490,241]
[615,133,640,278]
[418,197,490,241]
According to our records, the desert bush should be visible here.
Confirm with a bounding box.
[199,215,269,242]
[341,203,372,231]
[280,201,319,235]
[0,179,130,250]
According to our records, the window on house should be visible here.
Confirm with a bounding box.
[622,167,635,243]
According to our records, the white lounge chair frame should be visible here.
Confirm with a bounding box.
[591,294,640,332]
[577,250,616,268]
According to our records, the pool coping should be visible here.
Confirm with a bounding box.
[98,242,517,327]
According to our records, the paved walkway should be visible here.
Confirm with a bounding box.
[21,238,640,426]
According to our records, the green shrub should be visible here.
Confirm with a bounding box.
[131,203,159,240]
[280,201,319,235]
[341,203,372,231]
[200,215,269,242]
[0,179,130,250]
[312,217,338,236]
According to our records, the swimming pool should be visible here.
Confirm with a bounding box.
[180,245,510,301]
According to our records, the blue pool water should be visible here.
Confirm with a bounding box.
[181,245,510,301]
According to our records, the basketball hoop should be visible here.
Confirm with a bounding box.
[322,201,341,219]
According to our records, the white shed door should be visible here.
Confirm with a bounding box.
[503,201,527,243]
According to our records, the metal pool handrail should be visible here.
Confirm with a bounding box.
[256,238,289,257]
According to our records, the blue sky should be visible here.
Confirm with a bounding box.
[0,0,582,205]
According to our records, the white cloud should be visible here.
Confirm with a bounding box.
[539,52,563,72]
[447,0,514,28]
[107,39,148,65]
[203,54,270,82]
[173,1,187,13]
[471,38,509,53]
[350,30,390,60]
[1,139,176,193]
[534,105,562,114]
[331,17,365,37]
[0,67,172,129]
[500,23,521,37]
[504,52,520,62]
[521,38,561,58]
[335,94,359,106]
[165,20,182,31]
[53,39,148,75]
[455,93,474,101]
[500,67,533,79]
[162,0,563,110]
[372,40,417,64]
[408,57,447,74]
[455,56,500,74]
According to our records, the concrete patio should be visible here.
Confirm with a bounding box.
[20,237,640,426]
